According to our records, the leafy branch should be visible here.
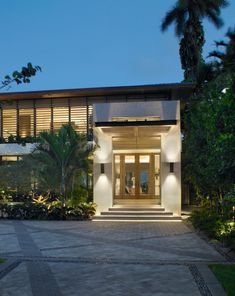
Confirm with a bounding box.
[1,63,41,90]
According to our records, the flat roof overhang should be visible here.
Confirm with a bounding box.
[0,83,195,101]
[95,120,177,127]
[95,122,175,149]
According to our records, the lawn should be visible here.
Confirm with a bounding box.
[209,264,235,296]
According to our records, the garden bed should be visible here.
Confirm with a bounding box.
[0,202,96,221]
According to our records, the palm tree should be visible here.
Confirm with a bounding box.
[161,0,228,81]
[31,124,93,203]
[208,27,235,73]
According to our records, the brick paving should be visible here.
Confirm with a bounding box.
[0,220,229,296]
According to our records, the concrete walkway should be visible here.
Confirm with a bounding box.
[0,220,229,296]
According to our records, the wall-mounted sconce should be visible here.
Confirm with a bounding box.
[100,163,105,174]
[169,162,174,173]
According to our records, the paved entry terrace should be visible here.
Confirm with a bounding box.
[0,221,228,296]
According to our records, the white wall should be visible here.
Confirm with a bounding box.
[161,122,181,215]
[93,101,180,122]
[93,129,113,214]
[0,143,36,155]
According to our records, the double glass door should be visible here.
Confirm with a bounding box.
[114,153,160,199]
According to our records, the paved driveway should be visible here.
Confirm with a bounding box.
[0,221,227,296]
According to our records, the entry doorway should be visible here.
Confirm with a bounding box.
[113,153,160,202]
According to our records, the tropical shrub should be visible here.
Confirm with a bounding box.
[222,188,235,220]
[190,209,224,238]
[77,202,96,220]
[0,201,96,220]
[190,204,235,252]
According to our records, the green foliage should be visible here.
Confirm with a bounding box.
[190,209,224,238]
[0,190,13,203]
[222,190,235,220]
[0,158,34,195]
[190,206,235,251]
[0,201,96,220]
[183,74,235,200]
[1,63,41,90]
[161,0,228,81]
[209,27,235,74]
[0,203,48,220]
[32,195,49,204]
[67,192,88,208]
[29,124,93,202]
[0,124,94,202]
[77,202,96,220]
[0,135,38,144]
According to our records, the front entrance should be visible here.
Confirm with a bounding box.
[113,153,160,202]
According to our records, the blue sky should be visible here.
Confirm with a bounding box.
[1,0,234,92]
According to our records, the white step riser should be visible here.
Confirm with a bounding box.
[93,206,181,222]
[109,208,165,211]
[101,212,173,216]
[93,217,181,221]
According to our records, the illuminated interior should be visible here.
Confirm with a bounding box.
[0,99,93,139]
[113,153,161,202]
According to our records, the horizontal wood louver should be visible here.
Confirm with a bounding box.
[2,109,17,138]
[52,98,69,107]
[36,108,51,135]
[70,106,87,133]
[53,107,69,131]
[0,98,95,139]
[18,100,34,109]
[35,99,51,108]
[69,97,86,106]
[19,109,34,137]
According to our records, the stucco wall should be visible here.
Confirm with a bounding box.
[161,123,181,215]
[93,101,180,122]
[0,143,36,155]
[93,129,113,214]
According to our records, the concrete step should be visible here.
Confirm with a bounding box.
[93,215,182,221]
[93,206,181,222]
[109,207,165,212]
[101,211,173,216]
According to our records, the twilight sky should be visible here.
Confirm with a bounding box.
[1,0,234,92]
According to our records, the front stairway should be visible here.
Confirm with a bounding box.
[93,206,182,222]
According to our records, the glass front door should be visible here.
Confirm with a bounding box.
[114,153,160,199]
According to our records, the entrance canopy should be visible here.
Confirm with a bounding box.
[95,125,171,150]
[93,100,181,215]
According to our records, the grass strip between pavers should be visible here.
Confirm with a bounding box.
[209,264,235,296]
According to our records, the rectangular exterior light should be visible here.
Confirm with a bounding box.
[100,163,105,174]
[170,162,174,173]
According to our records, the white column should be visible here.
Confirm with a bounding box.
[93,128,113,214]
[161,123,181,215]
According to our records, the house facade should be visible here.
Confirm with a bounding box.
[0,83,194,216]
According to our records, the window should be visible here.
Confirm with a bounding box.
[19,109,34,137]
[71,106,87,133]
[2,109,17,138]
[53,107,69,131]
[36,108,51,135]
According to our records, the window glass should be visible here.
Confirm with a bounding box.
[3,109,17,138]
[19,109,34,137]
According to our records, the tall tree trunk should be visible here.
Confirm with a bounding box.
[61,165,66,205]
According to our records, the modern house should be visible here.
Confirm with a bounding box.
[0,83,194,220]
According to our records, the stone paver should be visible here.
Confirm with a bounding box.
[0,220,229,295]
